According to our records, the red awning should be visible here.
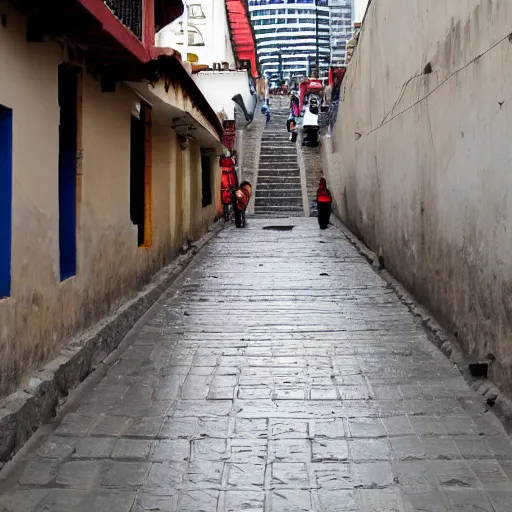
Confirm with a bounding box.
[225,0,258,79]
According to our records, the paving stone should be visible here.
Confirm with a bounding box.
[193,438,227,460]
[19,459,59,485]
[271,489,312,511]
[488,491,512,512]
[444,489,494,511]
[382,416,414,437]
[312,439,349,461]
[420,436,460,460]
[123,417,164,438]
[402,490,449,512]
[430,460,480,488]
[271,420,308,439]
[186,461,223,487]
[272,462,309,487]
[112,438,152,460]
[230,439,267,463]
[314,419,345,438]
[390,436,426,460]
[318,489,357,511]
[358,488,406,512]
[396,460,438,492]
[1,217,511,512]
[313,462,353,489]
[83,490,136,511]
[152,439,190,462]
[177,489,219,511]
[469,459,511,491]
[54,414,97,437]
[349,438,391,461]
[352,461,394,488]
[159,418,197,439]
[36,490,88,511]
[37,437,78,460]
[90,415,131,437]
[56,460,101,489]
[73,437,115,458]
[348,418,386,438]
[100,461,150,489]
[225,490,264,510]
[142,461,186,494]
[132,493,177,512]
[0,490,48,512]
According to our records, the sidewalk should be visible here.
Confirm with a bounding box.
[1,218,511,512]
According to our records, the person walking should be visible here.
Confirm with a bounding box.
[316,178,332,230]
[261,102,271,125]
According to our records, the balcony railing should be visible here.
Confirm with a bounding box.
[103,0,143,39]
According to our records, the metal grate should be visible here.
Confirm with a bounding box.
[103,0,143,39]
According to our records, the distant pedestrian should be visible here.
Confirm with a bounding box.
[261,102,271,125]
[316,178,332,230]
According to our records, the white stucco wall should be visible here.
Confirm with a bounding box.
[157,0,235,67]
[325,0,512,394]
[193,71,256,120]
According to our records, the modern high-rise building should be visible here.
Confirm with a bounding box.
[248,0,331,79]
[329,0,354,66]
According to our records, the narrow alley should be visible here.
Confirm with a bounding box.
[1,218,511,512]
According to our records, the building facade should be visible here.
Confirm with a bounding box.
[248,0,330,79]
[328,0,354,66]
[0,0,223,400]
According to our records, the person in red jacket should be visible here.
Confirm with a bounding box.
[316,178,332,230]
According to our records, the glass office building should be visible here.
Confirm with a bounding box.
[248,0,331,79]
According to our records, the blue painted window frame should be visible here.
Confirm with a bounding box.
[0,105,13,298]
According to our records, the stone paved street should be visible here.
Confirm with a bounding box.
[1,218,512,511]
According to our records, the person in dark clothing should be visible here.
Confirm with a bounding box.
[316,178,332,229]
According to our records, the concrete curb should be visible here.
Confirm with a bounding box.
[0,221,224,465]
[330,215,512,434]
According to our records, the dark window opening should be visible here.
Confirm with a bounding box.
[130,113,145,246]
[201,154,213,207]
[0,105,12,298]
[58,64,79,281]
[130,102,152,247]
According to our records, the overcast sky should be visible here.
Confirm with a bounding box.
[355,0,369,21]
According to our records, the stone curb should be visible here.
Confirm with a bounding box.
[0,220,224,465]
[330,215,512,434]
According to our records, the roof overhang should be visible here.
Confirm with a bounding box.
[225,0,258,79]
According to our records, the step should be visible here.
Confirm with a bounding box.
[256,183,302,190]
[258,171,301,177]
[255,197,303,207]
[256,190,303,197]
[259,158,298,164]
[255,191,303,199]
[254,205,304,212]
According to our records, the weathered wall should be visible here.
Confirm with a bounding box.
[325,0,512,394]
[0,4,221,396]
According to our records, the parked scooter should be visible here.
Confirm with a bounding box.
[302,95,321,147]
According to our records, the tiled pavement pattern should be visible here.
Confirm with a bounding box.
[1,218,512,511]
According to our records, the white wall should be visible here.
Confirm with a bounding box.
[193,71,256,120]
[325,0,512,395]
[157,0,235,67]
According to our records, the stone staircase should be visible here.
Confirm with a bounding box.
[254,103,304,217]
